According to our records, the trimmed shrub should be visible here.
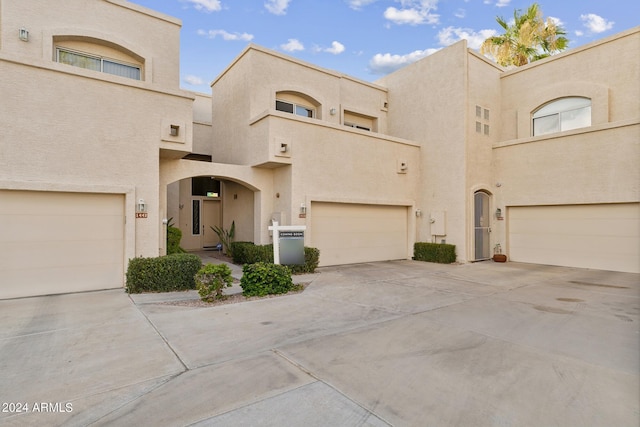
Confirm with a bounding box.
[167,226,186,255]
[126,253,202,293]
[240,262,295,297]
[195,263,233,301]
[289,247,320,274]
[231,242,320,274]
[413,242,456,264]
[231,242,273,264]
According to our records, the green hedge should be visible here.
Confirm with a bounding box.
[413,242,456,264]
[291,247,320,274]
[126,253,202,293]
[167,226,186,255]
[231,242,320,274]
[240,262,295,297]
[231,242,273,264]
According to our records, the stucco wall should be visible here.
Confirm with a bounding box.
[499,28,640,141]
[378,41,469,260]
[1,0,182,87]
[1,0,193,258]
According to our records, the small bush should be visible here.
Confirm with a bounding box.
[240,262,295,297]
[231,242,273,264]
[126,253,202,293]
[413,242,456,264]
[231,242,319,274]
[167,226,186,255]
[289,247,320,274]
[195,263,233,301]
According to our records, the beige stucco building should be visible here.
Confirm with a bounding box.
[1,1,638,299]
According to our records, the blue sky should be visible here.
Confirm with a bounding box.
[130,0,639,91]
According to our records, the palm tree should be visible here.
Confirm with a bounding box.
[480,3,569,67]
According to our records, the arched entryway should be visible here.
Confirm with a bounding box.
[167,176,254,251]
[159,159,275,255]
[473,190,492,261]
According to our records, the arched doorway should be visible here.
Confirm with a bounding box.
[474,191,491,260]
[167,176,254,252]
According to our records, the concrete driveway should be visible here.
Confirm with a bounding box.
[1,260,638,426]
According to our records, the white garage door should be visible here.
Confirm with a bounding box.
[311,202,408,266]
[508,203,639,273]
[0,190,125,299]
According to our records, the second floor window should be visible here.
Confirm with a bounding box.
[276,99,314,118]
[56,47,141,80]
[532,97,591,136]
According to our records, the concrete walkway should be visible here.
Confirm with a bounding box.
[1,260,638,426]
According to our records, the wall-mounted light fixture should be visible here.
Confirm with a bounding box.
[300,203,307,215]
[170,124,180,137]
[137,199,146,213]
[19,27,29,42]
[179,203,184,210]
[415,209,422,217]
[329,108,337,115]
[495,208,502,218]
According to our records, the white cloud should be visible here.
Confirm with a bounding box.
[183,75,204,86]
[438,27,497,49]
[496,0,510,7]
[548,16,564,27]
[183,0,221,12]
[384,0,439,26]
[454,8,466,19]
[368,48,439,74]
[580,13,614,34]
[322,41,346,55]
[265,0,291,15]
[347,0,377,10]
[197,29,254,41]
[281,38,304,52]
[574,30,584,37]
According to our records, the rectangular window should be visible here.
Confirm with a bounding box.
[484,124,490,135]
[56,47,141,80]
[533,114,560,135]
[192,200,201,235]
[275,99,314,118]
[295,105,314,118]
[476,121,482,133]
[484,109,490,121]
[476,106,482,118]
[275,100,294,114]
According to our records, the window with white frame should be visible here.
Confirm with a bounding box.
[275,99,315,118]
[56,47,141,80]
[343,110,375,132]
[532,97,591,136]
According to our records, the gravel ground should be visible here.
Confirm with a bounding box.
[157,283,308,308]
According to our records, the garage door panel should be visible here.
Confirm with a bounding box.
[0,191,125,299]
[2,214,124,242]
[311,202,408,266]
[1,264,123,299]
[510,218,638,237]
[508,203,639,273]
[0,238,124,270]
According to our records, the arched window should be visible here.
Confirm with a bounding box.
[53,36,143,80]
[532,97,591,136]
[275,91,318,119]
